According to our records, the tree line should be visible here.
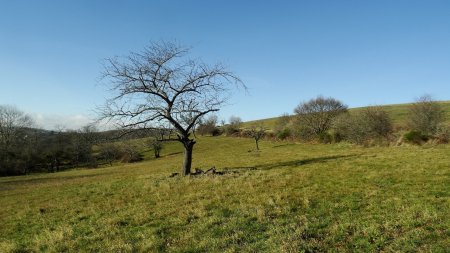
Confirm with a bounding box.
[0,106,99,176]
[1,94,448,176]
[195,95,448,147]
[0,105,173,176]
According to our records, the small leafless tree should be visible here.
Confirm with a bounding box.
[294,96,347,139]
[99,41,243,175]
[249,125,265,150]
[148,139,163,158]
[408,95,444,135]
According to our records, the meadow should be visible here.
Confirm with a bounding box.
[1,136,449,252]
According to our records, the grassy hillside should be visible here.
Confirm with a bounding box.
[1,136,449,252]
[243,101,450,130]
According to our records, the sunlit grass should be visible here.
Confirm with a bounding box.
[1,136,449,252]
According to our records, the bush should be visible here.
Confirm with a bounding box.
[276,128,291,140]
[211,128,221,136]
[361,106,392,138]
[88,157,98,168]
[318,132,333,144]
[332,107,393,145]
[196,115,220,136]
[98,143,122,166]
[120,144,143,163]
[407,95,444,135]
[224,126,240,136]
[273,113,293,140]
[328,130,343,143]
[403,130,429,145]
[435,124,450,144]
[332,113,365,144]
[225,116,242,136]
[290,117,316,141]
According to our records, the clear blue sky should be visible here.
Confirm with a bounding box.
[1,0,449,129]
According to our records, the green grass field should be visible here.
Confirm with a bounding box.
[243,101,450,130]
[1,136,449,252]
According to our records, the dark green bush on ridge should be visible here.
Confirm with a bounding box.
[276,128,291,140]
[403,130,429,145]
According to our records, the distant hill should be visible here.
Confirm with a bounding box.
[242,101,450,130]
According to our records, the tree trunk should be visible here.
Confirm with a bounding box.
[255,138,259,150]
[182,140,195,176]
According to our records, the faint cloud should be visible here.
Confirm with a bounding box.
[31,113,94,130]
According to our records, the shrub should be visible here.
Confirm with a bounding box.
[225,116,242,136]
[276,128,291,140]
[274,114,293,140]
[88,157,98,168]
[318,132,333,144]
[360,106,392,138]
[120,144,143,163]
[211,128,222,136]
[98,143,122,166]
[332,107,393,145]
[197,115,220,136]
[407,95,444,135]
[224,126,240,136]
[403,130,429,145]
[435,124,450,144]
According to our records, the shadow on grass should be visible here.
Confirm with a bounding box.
[223,154,360,173]
[272,143,298,148]
[164,151,182,157]
[0,172,110,190]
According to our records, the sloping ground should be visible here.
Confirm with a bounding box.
[351,101,450,125]
[1,137,449,252]
[243,101,450,130]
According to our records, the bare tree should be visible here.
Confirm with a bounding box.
[99,41,243,175]
[294,96,347,139]
[0,105,33,151]
[249,125,265,150]
[408,95,444,135]
[0,105,34,175]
